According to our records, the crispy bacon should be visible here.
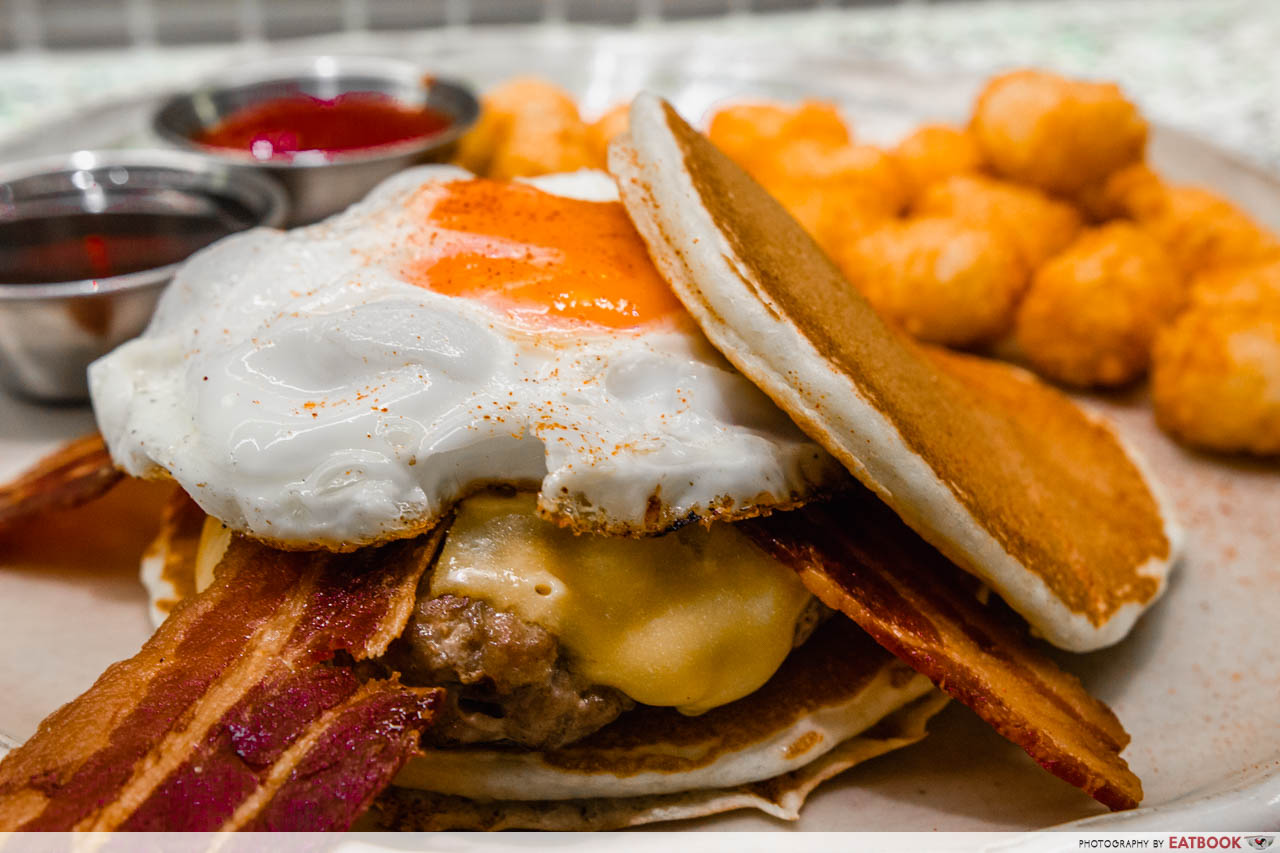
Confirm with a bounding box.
[747,488,1143,811]
[0,529,444,831]
[0,433,122,532]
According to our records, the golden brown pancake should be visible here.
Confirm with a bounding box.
[8,435,1141,823]
[139,490,205,626]
[139,498,948,829]
[371,690,947,830]
[137,469,1150,815]
[610,94,1181,652]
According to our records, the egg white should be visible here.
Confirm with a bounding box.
[89,166,845,549]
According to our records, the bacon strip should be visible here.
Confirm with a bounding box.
[0,433,122,532]
[0,529,444,831]
[747,488,1143,811]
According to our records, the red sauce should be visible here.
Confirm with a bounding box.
[194,93,453,159]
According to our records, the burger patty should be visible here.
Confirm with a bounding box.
[390,594,634,750]
[389,591,830,751]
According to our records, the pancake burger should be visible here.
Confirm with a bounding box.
[0,96,1179,831]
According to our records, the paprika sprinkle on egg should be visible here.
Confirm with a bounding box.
[406,178,685,330]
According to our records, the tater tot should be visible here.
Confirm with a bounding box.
[834,217,1028,347]
[451,101,505,174]
[706,100,851,179]
[971,69,1148,195]
[706,101,906,245]
[454,77,598,179]
[1137,186,1280,276]
[1152,307,1280,455]
[1077,169,1280,274]
[767,178,894,257]
[893,124,985,199]
[1014,223,1183,387]
[1188,259,1280,312]
[587,102,631,167]
[758,140,909,217]
[1074,162,1168,222]
[914,174,1082,269]
[779,102,853,146]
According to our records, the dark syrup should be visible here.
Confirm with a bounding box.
[0,209,249,284]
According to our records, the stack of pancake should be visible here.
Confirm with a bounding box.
[0,95,1179,832]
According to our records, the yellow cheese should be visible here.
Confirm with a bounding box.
[430,492,813,715]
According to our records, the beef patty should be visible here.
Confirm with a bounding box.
[389,591,828,750]
[389,594,633,750]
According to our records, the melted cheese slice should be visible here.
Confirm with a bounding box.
[430,492,813,714]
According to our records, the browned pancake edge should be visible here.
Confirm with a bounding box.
[610,94,1181,652]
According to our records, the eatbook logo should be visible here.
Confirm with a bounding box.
[1247,838,1275,851]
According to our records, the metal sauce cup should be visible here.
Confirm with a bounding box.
[152,55,480,225]
[0,149,288,402]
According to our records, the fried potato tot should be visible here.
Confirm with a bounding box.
[971,69,1148,196]
[893,124,985,200]
[1075,162,1168,222]
[453,77,600,179]
[1188,259,1280,312]
[767,179,894,257]
[587,102,631,166]
[706,100,851,179]
[914,174,1082,269]
[1014,223,1183,387]
[1075,166,1280,274]
[705,100,906,246]
[834,217,1028,347]
[759,141,908,216]
[1152,306,1280,455]
[1137,186,1280,276]
[451,101,504,175]
[705,101,905,211]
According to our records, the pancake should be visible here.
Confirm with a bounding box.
[1,97,1163,826]
[139,490,206,628]
[373,689,947,830]
[139,494,948,829]
[609,94,1182,652]
[139,484,1141,814]
[383,619,944,827]
[12,432,1144,824]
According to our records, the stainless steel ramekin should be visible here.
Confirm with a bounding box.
[151,55,480,225]
[0,148,287,402]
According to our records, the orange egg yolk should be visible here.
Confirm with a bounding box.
[406,178,684,330]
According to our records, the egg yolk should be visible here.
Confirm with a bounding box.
[407,178,685,330]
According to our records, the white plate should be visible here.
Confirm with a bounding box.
[1,29,1278,831]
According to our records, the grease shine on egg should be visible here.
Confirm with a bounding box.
[90,166,843,549]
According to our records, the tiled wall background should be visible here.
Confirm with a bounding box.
[0,0,947,51]
[1,0,1276,175]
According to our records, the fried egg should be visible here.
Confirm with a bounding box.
[90,166,844,549]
